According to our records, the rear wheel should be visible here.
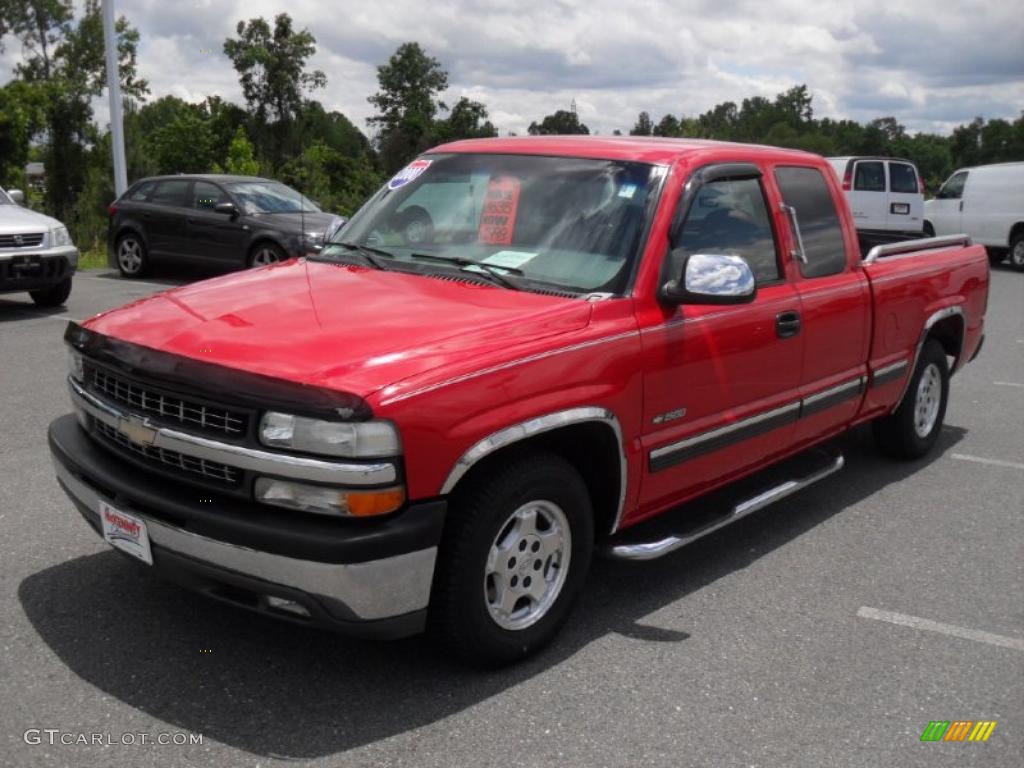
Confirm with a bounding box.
[873,339,949,459]
[1009,231,1024,271]
[986,248,1005,266]
[29,277,72,307]
[248,242,286,268]
[923,221,935,238]
[116,233,149,277]
[430,451,593,666]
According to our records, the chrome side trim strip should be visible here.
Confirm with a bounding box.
[862,234,971,265]
[871,359,909,387]
[608,452,844,561]
[892,305,965,410]
[68,377,398,486]
[439,406,628,535]
[800,376,865,418]
[54,460,435,620]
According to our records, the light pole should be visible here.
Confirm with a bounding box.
[102,0,128,196]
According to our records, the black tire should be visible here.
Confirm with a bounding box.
[873,339,949,459]
[986,248,1005,266]
[430,451,594,667]
[248,241,286,268]
[395,206,434,246]
[1009,230,1024,271]
[922,221,935,238]
[29,277,72,307]
[115,232,149,277]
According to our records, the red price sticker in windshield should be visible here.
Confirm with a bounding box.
[478,176,521,245]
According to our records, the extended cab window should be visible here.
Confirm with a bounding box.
[854,161,885,192]
[775,166,846,278]
[676,178,779,284]
[937,171,968,200]
[889,163,918,193]
[149,180,190,208]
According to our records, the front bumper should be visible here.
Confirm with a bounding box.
[0,245,77,292]
[49,414,445,638]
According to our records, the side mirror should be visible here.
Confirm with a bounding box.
[660,251,757,306]
[8,189,24,204]
[214,201,238,217]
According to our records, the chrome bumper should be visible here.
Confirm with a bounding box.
[53,458,436,622]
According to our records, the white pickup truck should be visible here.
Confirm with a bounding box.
[0,186,79,306]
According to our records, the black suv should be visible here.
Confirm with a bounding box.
[107,175,345,277]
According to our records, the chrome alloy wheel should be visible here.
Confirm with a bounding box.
[117,238,142,274]
[914,362,942,438]
[484,500,571,631]
[251,246,282,266]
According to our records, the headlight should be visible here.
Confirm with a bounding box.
[259,412,400,458]
[67,349,84,382]
[255,477,405,517]
[51,226,73,247]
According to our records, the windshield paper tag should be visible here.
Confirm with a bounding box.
[482,250,537,269]
[478,176,521,245]
[388,159,432,190]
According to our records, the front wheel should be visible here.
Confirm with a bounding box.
[873,339,949,459]
[29,277,72,307]
[430,451,594,666]
[248,242,286,268]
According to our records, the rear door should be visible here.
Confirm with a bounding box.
[639,165,804,514]
[886,161,923,233]
[187,181,247,265]
[773,165,871,446]
[145,179,193,258]
[928,171,968,235]
[849,160,887,231]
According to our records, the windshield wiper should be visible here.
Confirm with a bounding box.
[407,253,523,290]
[322,242,393,271]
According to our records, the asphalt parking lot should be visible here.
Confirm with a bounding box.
[1,266,1021,768]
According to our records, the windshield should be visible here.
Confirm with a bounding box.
[0,189,12,205]
[325,153,660,295]
[225,181,320,215]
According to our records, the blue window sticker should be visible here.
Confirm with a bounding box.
[388,159,432,190]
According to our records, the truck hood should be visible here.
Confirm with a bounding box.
[84,260,592,397]
[0,204,64,233]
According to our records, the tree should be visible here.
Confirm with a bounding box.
[434,97,498,142]
[527,109,590,135]
[630,111,653,136]
[367,42,449,173]
[653,114,681,137]
[216,126,261,176]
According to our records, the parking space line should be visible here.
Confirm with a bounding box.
[993,381,1024,388]
[857,607,1024,652]
[951,453,1024,471]
[75,274,174,290]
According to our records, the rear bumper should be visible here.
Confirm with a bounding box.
[48,414,445,638]
[0,246,77,292]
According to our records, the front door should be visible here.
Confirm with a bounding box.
[928,170,968,235]
[639,166,804,516]
[187,181,247,264]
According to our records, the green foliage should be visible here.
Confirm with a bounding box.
[630,111,653,136]
[527,110,590,135]
[433,97,498,143]
[277,141,383,216]
[218,126,261,176]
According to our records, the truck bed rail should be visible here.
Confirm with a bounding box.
[862,233,972,265]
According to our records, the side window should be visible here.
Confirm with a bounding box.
[889,163,918,194]
[774,166,847,278]
[192,181,226,210]
[149,180,190,208]
[677,177,780,284]
[127,180,156,201]
[937,171,968,200]
[853,161,885,192]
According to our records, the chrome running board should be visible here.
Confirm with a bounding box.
[607,450,845,561]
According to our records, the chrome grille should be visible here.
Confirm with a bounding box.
[95,421,241,484]
[91,368,247,436]
[0,232,45,248]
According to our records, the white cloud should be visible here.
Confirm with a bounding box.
[3,0,1022,139]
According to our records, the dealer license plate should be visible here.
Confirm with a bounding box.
[99,501,153,565]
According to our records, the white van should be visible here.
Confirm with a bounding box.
[827,156,925,252]
[924,162,1024,269]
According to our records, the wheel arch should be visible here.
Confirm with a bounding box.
[111,226,148,269]
[1008,221,1024,246]
[893,305,964,411]
[440,407,627,538]
[247,236,290,266]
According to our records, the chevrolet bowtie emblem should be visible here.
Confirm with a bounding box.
[118,416,157,446]
[13,234,23,246]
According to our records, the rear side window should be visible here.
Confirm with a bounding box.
[889,163,918,193]
[192,181,227,210]
[149,180,190,207]
[938,171,968,200]
[677,177,779,284]
[853,161,885,192]
[774,166,847,278]
[126,180,156,201]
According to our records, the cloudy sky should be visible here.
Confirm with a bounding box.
[2,0,1022,138]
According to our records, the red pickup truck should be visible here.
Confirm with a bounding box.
[49,137,989,665]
